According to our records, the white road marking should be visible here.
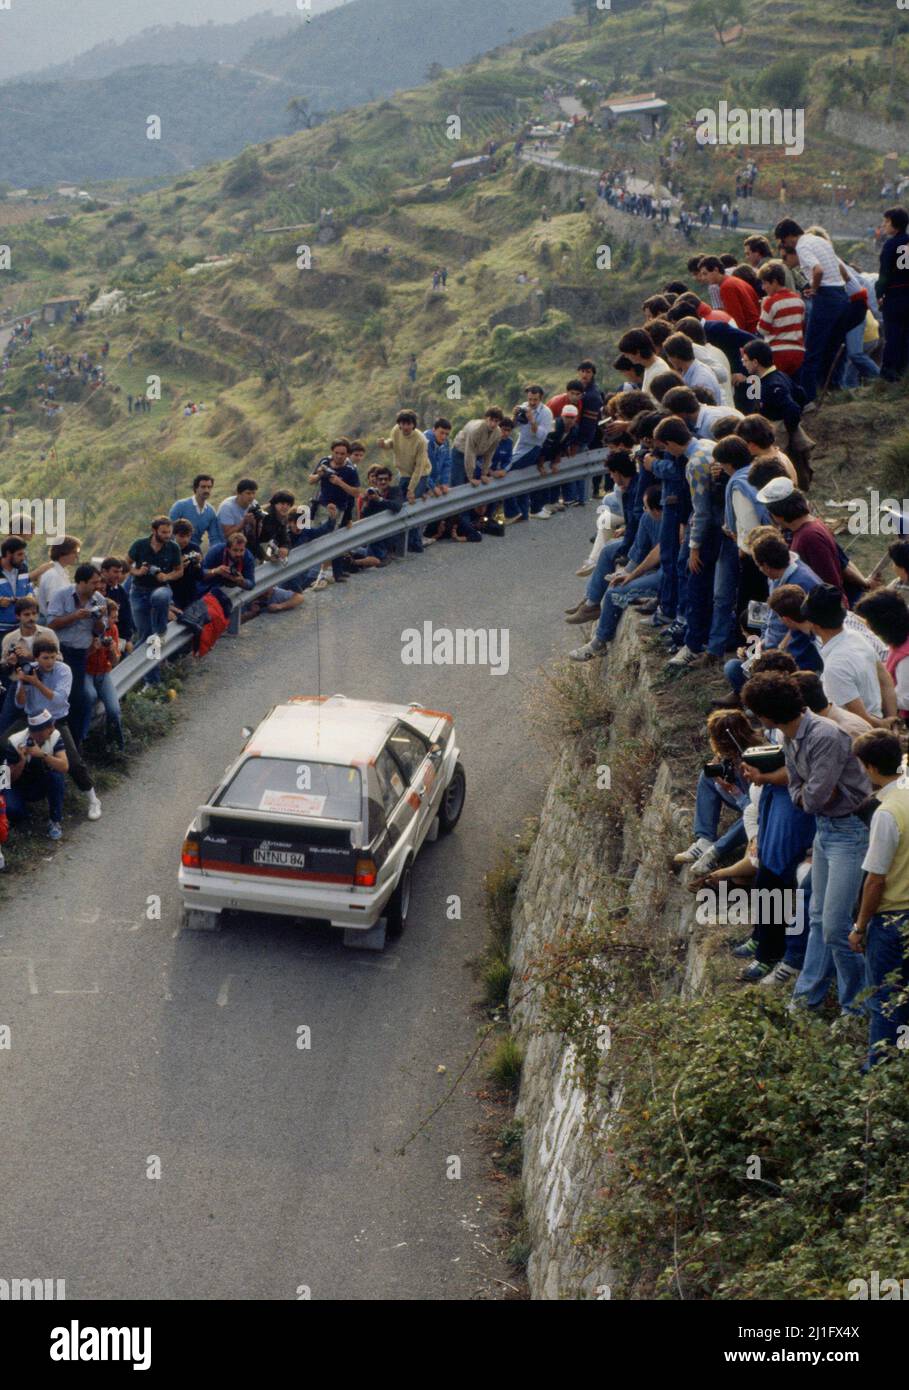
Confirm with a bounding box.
[217,975,234,1007]
[52,985,100,996]
[26,958,38,996]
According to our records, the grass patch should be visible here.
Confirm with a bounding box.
[488,1035,524,1093]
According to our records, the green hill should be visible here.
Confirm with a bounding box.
[1,0,908,556]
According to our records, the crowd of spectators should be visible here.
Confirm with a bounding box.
[2,207,909,1070]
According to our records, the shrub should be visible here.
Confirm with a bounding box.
[488,1035,523,1092]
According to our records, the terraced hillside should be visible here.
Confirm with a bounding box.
[1,0,908,554]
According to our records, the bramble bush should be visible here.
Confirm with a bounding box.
[579,990,909,1299]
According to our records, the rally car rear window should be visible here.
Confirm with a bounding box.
[217,758,363,822]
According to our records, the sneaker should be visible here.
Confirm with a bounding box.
[576,560,595,577]
[86,791,102,821]
[531,508,553,519]
[502,514,526,526]
[551,501,566,512]
[310,578,329,591]
[47,821,63,841]
[565,602,601,625]
[422,535,437,546]
[566,598,588,613]
[740,960,772,983]
[667,644,698,668]
[732,937,758,959]
[759,960,799,988]
[673,837,714,866]
[649,608,672,627]
[568,638,608,662]
[689,847,720,878]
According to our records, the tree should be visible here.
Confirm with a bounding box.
[690,0,747,46]
[572,0,604,28]
[425,62,445,82]
[286,97,314,132]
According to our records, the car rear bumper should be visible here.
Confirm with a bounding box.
[178,865,395,930]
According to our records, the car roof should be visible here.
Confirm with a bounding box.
[243,695,450,764]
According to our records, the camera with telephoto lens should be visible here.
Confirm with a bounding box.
[703,756,736,781]
[16,658,36,677]
[247,499,265,519]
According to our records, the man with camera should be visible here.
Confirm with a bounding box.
[169,519,204,612]
[12,635,102,820]
[349,468,403,569]
[0,596,59,735]
[308,443,361,583]
[4,708,69,842]
[47,562,108,747]
[126,519,184,684]
[503,386,555,523]
[217,479,261,545]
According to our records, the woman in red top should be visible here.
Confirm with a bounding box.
[84,599,124,749]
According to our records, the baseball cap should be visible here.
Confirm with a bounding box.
[561,405,580,418]
[756,476,795,505]
[27,709,54,730]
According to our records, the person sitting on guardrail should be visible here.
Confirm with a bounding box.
[169,521,203,614]
[348,468,404,569]
[284,502,337,594]
[568,484,664,665]
[4,708,69,843]
[126,519,184,687]
[201,531,255,611]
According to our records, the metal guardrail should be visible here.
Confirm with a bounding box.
[110,447,612,696]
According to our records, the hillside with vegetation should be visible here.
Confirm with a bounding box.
[1,0,908,556]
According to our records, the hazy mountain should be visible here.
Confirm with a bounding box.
[0,0,571,186]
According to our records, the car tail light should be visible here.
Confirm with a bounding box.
[181,835,201,869]
[354,857,377,887]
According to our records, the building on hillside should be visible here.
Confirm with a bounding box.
[449,154,492,186]
[41,297,80,325]
[600,93,668,138]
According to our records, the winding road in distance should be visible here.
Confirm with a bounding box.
[0,510,591,1300]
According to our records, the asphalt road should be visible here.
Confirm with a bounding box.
[0,508,593,1301]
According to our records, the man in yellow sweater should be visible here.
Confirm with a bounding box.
[850,730,909,1070]
[379,411,431,504]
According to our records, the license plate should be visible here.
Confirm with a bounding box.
[253,848,306,869]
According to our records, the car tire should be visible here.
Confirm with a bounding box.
[385,859,413,939]
[437,762,466,834]
[181,906,221,932]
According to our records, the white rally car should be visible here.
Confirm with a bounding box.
[178,695,465,948]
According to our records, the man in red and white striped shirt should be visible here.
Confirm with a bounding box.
[757,260,806,376]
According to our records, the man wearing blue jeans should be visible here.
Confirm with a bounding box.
[774,218,850,401]
[743,670,871,1015]
[565,454,640,625]
[850,731,909,1070]
[503,388,554,522]
[568,486,663,662]
[127,517,184,686]
[650,417,695,624]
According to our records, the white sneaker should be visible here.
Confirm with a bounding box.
[667,645,698,668]
[576,560,595,577]
[87,791,102,821]
[689,847,720,878]
[673,837,714,865]
[759,960,799,988]
[532,508,553,519]
[568,638,607,662]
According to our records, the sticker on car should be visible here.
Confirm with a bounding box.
[258,790,327,816]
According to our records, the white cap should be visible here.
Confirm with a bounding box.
[756,477,795,505]
[561,404,580,418]
[27,708,54,729]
